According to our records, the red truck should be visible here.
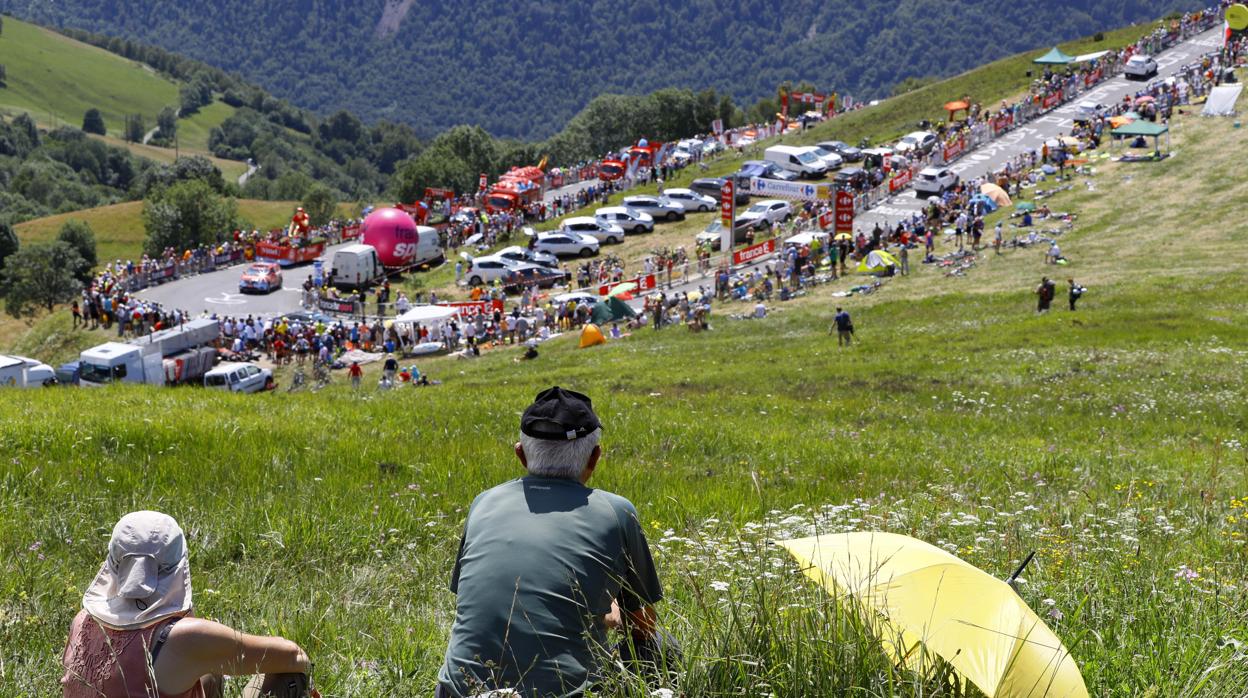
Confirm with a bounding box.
[484,166,547,214]
[598,140,664,182]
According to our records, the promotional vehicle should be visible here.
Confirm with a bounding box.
[238,262,283,294]
[0,354,57,388]
[484,166,547,214]
[329,244,385,291]
[597,158,627,182]
[561,217,626,244]
[204,362,273,393]
[913,167,960,196]
[79,319,220,387]
[532,231,600,258]
[659,188,718,213]
[620,195,685,222]
[594,206,655,233]
[764,145,828,178]
[254,239,325,267]
[359,207,444,270]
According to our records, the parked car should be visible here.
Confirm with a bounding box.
[912,167,959,197]
[701,140,725,156]
[695,217,765,251]
[860,147,896,171]
[690,177,750,204]
[595,206,655,233]
[500,264,567,293]
[739,199,793,226]
[741,160,799,182]
[818,140,863,162]
[279,311,334,327]
[895,131,938,155]
[807,145,845,171]
[659,188,718,213]
[496,245,559,269]
[533,231,600,258]
[204,362,273,393]
[561,216,626,244]
[1124,55,1158,80]
[463,255,524,286]
[238,262,283,294]
[621,195,686,222]
[833,167,869,190]
[764,145,828,178]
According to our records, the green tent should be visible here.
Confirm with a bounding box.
[1034,47,1074,65]
[1110,121,1169,138]
[590,296,636,325]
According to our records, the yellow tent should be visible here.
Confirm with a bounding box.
[780,532,1088,698]
[979,182,1013,207]
[856,249,899,275]
[579,323,606,348]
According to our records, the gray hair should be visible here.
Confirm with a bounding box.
[520,428,602,480]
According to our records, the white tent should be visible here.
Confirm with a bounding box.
[1072,50,1110,63]
[1202,84,1243,117]
[394,305,458,325]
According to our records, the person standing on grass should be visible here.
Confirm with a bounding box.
[437,388,668,698]
[62,511,318,698]
[994,222,1003,255]
[1035,277,1055,313]
[832,307,854,346]
[1068,278,1084,310]
[348,361,362,389]
[898,244,909,276]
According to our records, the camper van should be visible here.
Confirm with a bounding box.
[330,244,385,291]
[764,145,828,179]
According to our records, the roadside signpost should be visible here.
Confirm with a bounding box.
[720,180,735,252]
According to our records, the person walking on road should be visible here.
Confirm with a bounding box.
[831,307,854,346]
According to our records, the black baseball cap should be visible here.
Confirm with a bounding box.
[521,387,602,441]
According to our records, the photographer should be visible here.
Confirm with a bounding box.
[437,387,668,697]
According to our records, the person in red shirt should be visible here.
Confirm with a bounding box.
[348,361,363,390]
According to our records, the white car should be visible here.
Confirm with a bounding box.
[659,188,718,213]
[204,362,272,393]
[913,167,959,197]
[552,291,600,307]
[495,245,559,269]
[702,140,724,155]
[463,255,524,286]
[621,195,686,222]
[533,231,600,258]
[895,131,938,155]
[561,216,626,244]
[595,206,655,234]
[1124,55,1158,80]
[808,146,844,171]
[739,199,793,226]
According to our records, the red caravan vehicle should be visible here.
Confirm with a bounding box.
[598,158,627,182]
[598,140,664,182]
[484,166,547,214]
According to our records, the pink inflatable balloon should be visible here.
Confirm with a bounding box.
[361,207,420,267]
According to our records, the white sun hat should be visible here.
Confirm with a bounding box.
[82,511,192,629]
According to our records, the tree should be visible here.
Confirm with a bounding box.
[0,64,6,87]
[1,241,84,317]
[125,114,145,143]
[0,221,18,274]
[142,179,239,256]
[301,186,337,228]
[56,219,98,281]
[82,108,107,136]
[157,106,178,139]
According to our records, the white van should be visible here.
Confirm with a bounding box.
[204,362,272,393]
[331,244,385,291]
[764,145,828,179]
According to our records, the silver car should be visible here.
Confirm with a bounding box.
[561,216,626,245]
[660,188,718,213]
[595,206,655,234]
[621,195,686,222]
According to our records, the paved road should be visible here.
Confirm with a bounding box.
[140,28,1219,319]
[854,27,1221,234]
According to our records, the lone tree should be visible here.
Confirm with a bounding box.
[56,219,97,281]
[0,241,84,317]
[82,108,107,136]
[301,186,338,228]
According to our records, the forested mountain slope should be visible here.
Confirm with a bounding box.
[1,0,1201,139]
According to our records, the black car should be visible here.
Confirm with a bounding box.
[833,167,868,191]
[690,177,751,205]
[501,265,567,294]
[741,161,799,182]
[818,140,863,162]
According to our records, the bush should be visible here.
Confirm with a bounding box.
[81,108,107,136]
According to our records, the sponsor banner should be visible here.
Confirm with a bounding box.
[256,241,324,265]
[597,274,657,297]
[711,118,724,134]
[991,113,1015,135]
[1084,68,1103,87]
[478,173,488,191]
[1041,91,1063,110]
[213,250,242,267]
[732,238,777,266]
[749,177,831,201]
[438,299,504,318]
[319,297,358,314]
[817,210,835,230]
[834,191,855,234]
[721,180,735,228]
[942,138,967,163]
[888,168,913,193]
[341,224,362,240]
[150,265,176,281]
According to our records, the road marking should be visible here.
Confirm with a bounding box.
[205,292,248,306]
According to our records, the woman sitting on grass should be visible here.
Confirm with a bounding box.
[62,511,317,698]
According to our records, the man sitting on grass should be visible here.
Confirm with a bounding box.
[437,387,667,697]
[62,511,317,698]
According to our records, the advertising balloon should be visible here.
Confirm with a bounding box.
[362,207,421,267]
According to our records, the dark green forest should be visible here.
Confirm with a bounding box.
[0,0,1202,140]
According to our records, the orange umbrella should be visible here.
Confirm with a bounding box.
[1109,115,1134,128]
[944,100,970,112]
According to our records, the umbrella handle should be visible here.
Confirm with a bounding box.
[1006,550,1036,588]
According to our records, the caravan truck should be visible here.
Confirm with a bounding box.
[79,318,220,387]
[0,354,57,388]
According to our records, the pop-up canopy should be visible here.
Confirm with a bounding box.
[1034,47,1074,65]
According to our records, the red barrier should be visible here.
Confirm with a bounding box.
[1041,91,1063,110]
[991,113,1015,135]
[597,274,657,296]
[942,137,967,162]
[888,168,913,193]
[439,300,504,317]
[342,224,361,240]
[732,239,777,266]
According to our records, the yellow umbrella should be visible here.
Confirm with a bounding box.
[780,532,1088,698]
[834,232,853,241]
[979,182,1013,208]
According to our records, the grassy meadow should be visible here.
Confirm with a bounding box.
[3,92,1248,697]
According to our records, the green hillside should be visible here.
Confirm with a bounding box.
[2,77,1247,697]
[0,16,177,137]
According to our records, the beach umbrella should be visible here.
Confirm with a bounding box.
[979,183,1012,207]
[1134,95,1156,105]
[1108,115,1134,128]
[780,532,1088,698]
[608,281,638,298]
[834,232,853,241]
